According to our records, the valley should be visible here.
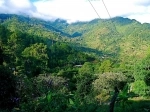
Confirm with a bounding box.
[0,14,150,112]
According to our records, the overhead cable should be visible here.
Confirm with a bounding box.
[87,0,101,19]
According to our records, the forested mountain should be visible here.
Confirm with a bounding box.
[64,17,150,62]
[1,14,150,62]
[0,14,150,112]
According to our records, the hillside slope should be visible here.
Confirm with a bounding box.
[0,14,150,62]
[67,17,150,62]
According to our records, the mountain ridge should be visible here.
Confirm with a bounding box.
[0,14,150,62]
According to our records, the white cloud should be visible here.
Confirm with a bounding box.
[34,0,99,22]
[0,0,150,23]
[8,0,32,9]
[0,0,36,15]
[33,0,150,23]
[131,0,150,6]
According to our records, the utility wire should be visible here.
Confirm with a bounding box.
[101,0,117,30]
[87,0,119,59]
[87,0,115,29]
[87,0,101,19]
[101,0,112,19]
[88,0,111,20]
[87,0,117,34]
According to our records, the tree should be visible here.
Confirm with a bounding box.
[93,72,127,112]
[6,31,25,68]
[22,43,49,77]
[99,60,113,73]
[0,25,10,46]
[78,62,93,75]
[93,72,127,96]
[131,80,149,96]
[0,47,3,65]
[145,72,150,86]
[0,50,17,110]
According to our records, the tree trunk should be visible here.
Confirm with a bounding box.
[109,87,119,112]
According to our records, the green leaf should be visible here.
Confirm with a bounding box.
[69,98,74,105]
[47,92,52,103]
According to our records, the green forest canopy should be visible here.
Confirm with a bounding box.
[0,14,150,112]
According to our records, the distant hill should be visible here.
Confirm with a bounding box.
[0,14,150,62]
[66,17,150,62]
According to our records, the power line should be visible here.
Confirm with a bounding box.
[101,0,112,19]
[87,0,112,20]
[87,0,101,19]
[87,0,115,29]
[87,0,117,34]
[87,0,119,59]
[101,0,117,30]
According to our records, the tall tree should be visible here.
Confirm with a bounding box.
[22,43,49,77]
[99,60,113,73]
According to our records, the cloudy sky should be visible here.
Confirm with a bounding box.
[0,0,150,23]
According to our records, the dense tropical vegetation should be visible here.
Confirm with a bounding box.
[0,14,150,112]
